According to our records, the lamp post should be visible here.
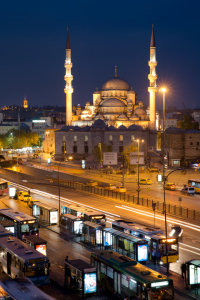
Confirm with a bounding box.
[136,139,144,202]
[98,143,102,173]
[163,167,183,275]
[58,161,62,226]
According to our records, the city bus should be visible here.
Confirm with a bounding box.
[0,209,39,240]
[188,179,200,193]
[0,235,50,286]
[112,220,179,264]
[91,250,174,300]
[61,204,106,225]
[0,181,10,196]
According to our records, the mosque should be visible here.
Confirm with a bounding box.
[64,27,159,130]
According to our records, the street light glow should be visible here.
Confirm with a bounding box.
[160,87,167,93]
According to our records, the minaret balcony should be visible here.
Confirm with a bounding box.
[64,62,73,68]
[64,75,73,81]
[64,86,74,93]
[148,74,157,81]
[148,61,157,67]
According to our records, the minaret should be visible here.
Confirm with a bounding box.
[23,95,28,108]
[64,28,73,125]
[148,25,157,130]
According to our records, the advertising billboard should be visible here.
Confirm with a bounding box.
[5,226,14,234]
[103,232,112,246]
[74,221,82,234]
[32,205,40,216]
[84,273,97,294]
[9,188,16,198]
[130,152,144,165]
[189,265,200,285]
[96,230,102,244]
[36,244,47,256]
[50,211,58,224]
[137,244,148,262]
[103,152,117,165]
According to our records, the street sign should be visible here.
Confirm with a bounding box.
[130,152,144,165]
[103,152,117,165]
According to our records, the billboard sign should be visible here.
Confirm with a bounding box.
[50,211,58,224]
[137,244,148,262]
[103,152,117,165]
[84,273,97,294]
[36,244,47,256]
[130,152,144,165]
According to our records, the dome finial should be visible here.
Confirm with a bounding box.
[114,65,118,77]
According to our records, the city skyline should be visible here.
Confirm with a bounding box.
[0,0,199,110]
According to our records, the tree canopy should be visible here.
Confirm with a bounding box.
[0,130,40,149]
[92,143,112,160]
[180,115,199,130]
[122,144,137,171]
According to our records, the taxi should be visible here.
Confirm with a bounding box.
[86,181,98,186]
[139,178,152,185]
[105,184,117,190]
[17,191,32,202]
[116,186,127,193]
[27,199,40,208]
[165,183,176,191]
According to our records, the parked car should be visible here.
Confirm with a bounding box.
[32,153,39,159]
[116,186,127,193]
[105,184,117,191]
[86,181,98,187]
[181,187,195,195]
[139,178,152,185]
[165,183,177,191]
[148,166,159,173]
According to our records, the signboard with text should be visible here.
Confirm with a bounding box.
[103,152,117,165]
[130,152,144,165]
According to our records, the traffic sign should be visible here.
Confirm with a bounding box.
[103,152,117,165]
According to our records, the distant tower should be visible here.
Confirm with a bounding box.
[64,28,73,126]
[148,25,157,130]
[23,95,28,108]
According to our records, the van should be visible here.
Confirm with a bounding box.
[181,187,195,195]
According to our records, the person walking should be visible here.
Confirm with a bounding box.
[181,262,186,279]
[156,249,161,265]
[152,248,157,265]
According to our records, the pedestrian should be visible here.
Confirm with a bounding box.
[148,247,151,262]
[181,262,186,279]
[156,249,161,264]
[152,248,157,265]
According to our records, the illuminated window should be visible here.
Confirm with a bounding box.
[74,136,77,142]
[131,135,134,142]
[85,136,88,142]
[119,135,123,142]
[109,135,112,142]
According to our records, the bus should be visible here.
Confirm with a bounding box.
[61,204,106,226]
[188,179,200,193]
[0,181,10,196]
[112,220,179,264]
[0,235,50,286]
[0,209,39,240]
[91,250,174,300]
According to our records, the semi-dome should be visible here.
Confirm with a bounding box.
[91,119,106,128]
[117,113,128,121]
[129,114,139,121]
[135,107,146,115]
[118,125,127,130]
[60,125,73,131]
[81,125,90,132]
[101,98,125,107]
[128,124,143,130]
[101,77,131,91]
[107,125,116,131]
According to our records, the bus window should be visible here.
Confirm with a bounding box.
[25,261,49,277]
[101,263,106,274]
[107,266,113,279]
[129,278,137,293]
[21,222,38,235]
[121,274,128,288]
[15,259,21,270]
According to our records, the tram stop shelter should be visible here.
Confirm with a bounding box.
[23,235,47,256]
[82,221,103,247]
[65,259,97,298]
[186,260,200,289]
[101,228,148,263]
[32,202,58,226]
[60,214,82,238]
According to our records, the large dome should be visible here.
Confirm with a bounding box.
[101,98,125,107]
[101,76,131,91]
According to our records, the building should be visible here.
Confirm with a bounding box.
[165,127,200,166]
[43,125,64,153]
[160,118,177,130]
[64,27,159,130]
[191,106,200,123]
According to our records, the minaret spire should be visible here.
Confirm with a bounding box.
[148,25,157,130]
[64,29,73,125]
[114,66,118,77]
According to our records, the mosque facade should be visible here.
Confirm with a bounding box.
[64,27,159,130]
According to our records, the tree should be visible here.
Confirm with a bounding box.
[180,115,199,130]
[3,130,40,149]
[122,144,137,172]
[92,143,112,160]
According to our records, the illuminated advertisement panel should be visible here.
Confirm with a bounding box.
[33,205,40,216]
[96,230,102,244]
[9,188,16,197]
[50,211,58,224]
[137,244,148,262]
[189,265,200,285]
[36,244,47,256]
[5,226,14,234]
[103,232,112,246]
[74,221,82,234]
[84,273,97,294]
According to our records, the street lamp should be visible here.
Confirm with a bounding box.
[136,139,144,202]
[163,167,183,275]
[58,161,62,226]
[98,143,102,172]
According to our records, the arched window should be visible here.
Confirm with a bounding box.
[119,135,123,142]
[85,135,88,142]
[74,136,77,142]
[109,135,112,142]
[131,135,134,142]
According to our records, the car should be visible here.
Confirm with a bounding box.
[105,184,117,191]
[86,181,98,187]
[51,154,55,160]
[165,183,177,191]
[116,186,127,193]
[27,199,40,208]
[148,166,159,173]
[139,178,152,185]
[33,153,39,159]
[181,187,195,195]
[17,191,32,202]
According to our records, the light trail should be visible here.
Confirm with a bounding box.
[179,247,200,256]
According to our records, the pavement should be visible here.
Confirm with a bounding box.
[1,197,200,299]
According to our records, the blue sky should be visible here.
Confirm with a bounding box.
[0,0,199,110]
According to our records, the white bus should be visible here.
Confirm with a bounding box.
[0,235,50,286]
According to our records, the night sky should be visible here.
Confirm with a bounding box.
[0,0,200,110]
